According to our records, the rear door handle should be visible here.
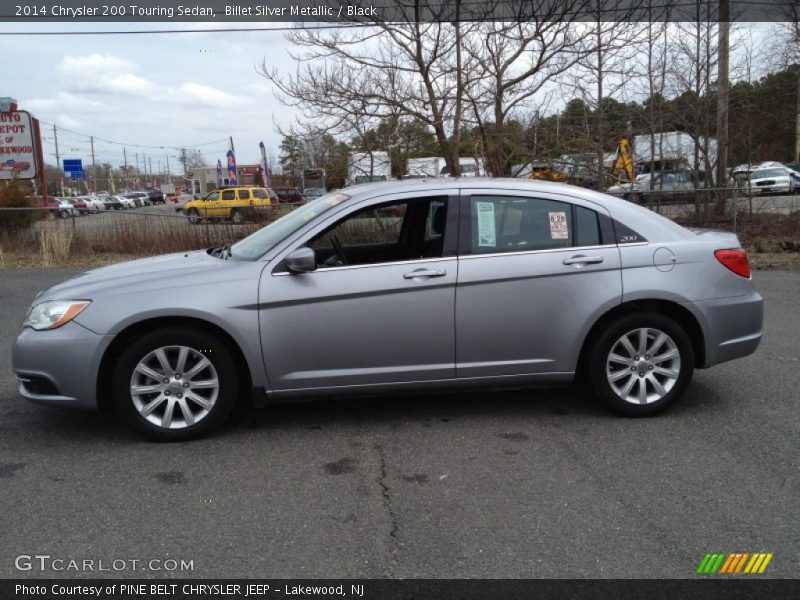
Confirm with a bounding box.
[403,268,446,279]
[562,255,604,266]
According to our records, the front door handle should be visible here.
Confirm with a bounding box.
[562,255,604,266]
[403,268,446,279]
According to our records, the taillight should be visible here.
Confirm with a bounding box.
[249,199,254,206]
[715,248,751,278]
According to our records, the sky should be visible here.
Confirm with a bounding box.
[0,22,301,173]
[0,21,779,177]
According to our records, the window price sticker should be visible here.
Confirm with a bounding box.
[549,211,568,239]
[476,201,496,246]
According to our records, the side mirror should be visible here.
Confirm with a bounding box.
[285,247,317,274]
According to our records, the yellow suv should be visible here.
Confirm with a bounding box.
[185,186,277,224]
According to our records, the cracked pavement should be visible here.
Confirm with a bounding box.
[0,268,798,578]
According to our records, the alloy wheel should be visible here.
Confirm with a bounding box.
[129,345,219,429]
[606,328,681,405]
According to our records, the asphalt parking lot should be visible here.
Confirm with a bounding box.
[0,268,798,579]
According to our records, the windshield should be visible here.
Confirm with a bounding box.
[230,192,350,260]
[751,168,785,179]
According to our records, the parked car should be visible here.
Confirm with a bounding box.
[146,189,166,204]
[31,197,74,219]
[174,193,194,213]
[64,198,88,214]
[81,196,105,213]
[184,186,274,224]
[303,187,326,201]
[122,192,149,207]
[747,167,794,195]
[56,198,79,218]
[274,187,303,203]
[115,195,136,209]
[100,196,123,210]
[12,180,763,441]
[606,171,708,204]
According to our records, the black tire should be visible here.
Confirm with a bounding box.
[231,209,244,224]
[187,208,201,224]
[588,312,694,417]
[58,209,69,219]
[112,327,239,441]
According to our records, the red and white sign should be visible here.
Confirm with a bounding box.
[0,110,37,179]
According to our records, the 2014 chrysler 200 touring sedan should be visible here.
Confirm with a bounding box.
[13,179,763,441]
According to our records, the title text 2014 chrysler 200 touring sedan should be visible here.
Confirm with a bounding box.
[12,180,764,441]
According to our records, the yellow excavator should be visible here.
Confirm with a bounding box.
[608,136,635,186]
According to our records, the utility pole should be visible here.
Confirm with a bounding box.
[166,155,171,192]
[123,147,128,190]
[796,70,800,162]
[715,0,730,215]
[149,156,153,187]
[90,135,97,193]
[53,123,61,196]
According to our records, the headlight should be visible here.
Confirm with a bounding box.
[23,300,91,331]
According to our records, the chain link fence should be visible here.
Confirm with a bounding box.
[1,190,797,266]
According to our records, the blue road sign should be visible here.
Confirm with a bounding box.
[63,159,83,179]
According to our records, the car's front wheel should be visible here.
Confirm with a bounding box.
[187,208,202,224]
[112,328,239,441]
[588,313,694,416]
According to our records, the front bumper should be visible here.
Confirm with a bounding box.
[11,321,113,410]
[689,289,764,368]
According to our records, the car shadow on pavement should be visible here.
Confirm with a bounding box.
[4,378,718,444]
[226,385,613,435]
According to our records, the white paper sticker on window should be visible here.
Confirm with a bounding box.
[549,211,568,240]
[476,202,496,247]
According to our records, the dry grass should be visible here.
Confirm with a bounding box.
[0,206,797,270]
[0,207,287,268]
[39,224,74,267]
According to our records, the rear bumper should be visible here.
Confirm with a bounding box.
[11,321,112,410]
[688,289,764,368]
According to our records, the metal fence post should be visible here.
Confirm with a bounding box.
[731,187,738,234]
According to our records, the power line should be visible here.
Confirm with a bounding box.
[37,118,229,150]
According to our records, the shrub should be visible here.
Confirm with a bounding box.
[0,179,35,235]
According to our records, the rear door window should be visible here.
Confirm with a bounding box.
[469,195,574,253]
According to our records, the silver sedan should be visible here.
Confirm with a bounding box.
[12,179,763,441]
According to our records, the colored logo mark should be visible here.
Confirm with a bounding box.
[696,552,773,575]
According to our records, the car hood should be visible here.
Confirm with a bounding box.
[606,183,639,193]
[36,251,263,303]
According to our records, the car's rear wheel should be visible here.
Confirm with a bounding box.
[187,208,201,224]
[588,313,694,416]
[112,328,239,441]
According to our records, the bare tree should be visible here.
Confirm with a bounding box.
[561,12,644,185]
[462,3,597,176]
[260,2,481,176]
[632,12,670,190]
